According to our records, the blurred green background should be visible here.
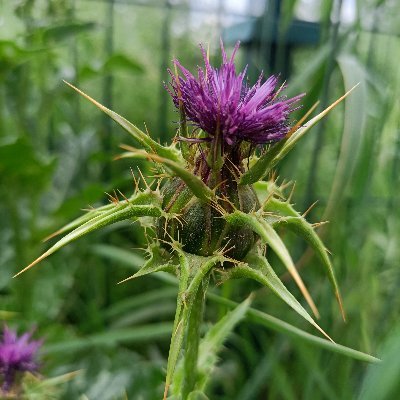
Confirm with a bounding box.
[1,0,399,398]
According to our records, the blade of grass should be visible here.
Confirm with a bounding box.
[43,323,173,354]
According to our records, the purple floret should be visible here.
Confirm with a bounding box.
[0,325,42,393]
[167,40,304,146]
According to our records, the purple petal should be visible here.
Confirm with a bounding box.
[0,326,43,392]
[166,41,304,147]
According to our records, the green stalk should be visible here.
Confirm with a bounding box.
[182,280,207,399]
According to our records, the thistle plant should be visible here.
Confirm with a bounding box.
[0,325,81,399]
[0,325,42,395]
[16,41,364,399]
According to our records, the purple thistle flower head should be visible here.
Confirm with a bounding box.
[0,325,43,393]
[167,40,304,147]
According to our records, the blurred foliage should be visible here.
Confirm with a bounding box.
[0,0,399,398]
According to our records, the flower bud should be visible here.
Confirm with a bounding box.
[158,169,259,260]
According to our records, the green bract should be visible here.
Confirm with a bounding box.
[158,174,259,260]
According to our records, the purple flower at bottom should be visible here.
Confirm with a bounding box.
[0,326,42,393]
[167,40,304,146]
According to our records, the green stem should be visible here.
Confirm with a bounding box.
[182,280,207,399]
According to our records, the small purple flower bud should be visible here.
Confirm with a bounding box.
[167,39,304,146]
[0,325,43,393]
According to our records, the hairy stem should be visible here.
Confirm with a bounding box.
[182,280,207,399]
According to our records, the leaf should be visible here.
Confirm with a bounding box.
[0,137,55,192]
[44,190,161,241]
[235,342,280,400]
[322,55,367,219]
[239,140,286,185]
[111,302,176,329]
[225,210,319,318]
[38,370,81,387]
[53,184,107,220]
[0,310,17,320]
[118,147,213,201]
[41,22,96,42]
[14,202,163,277]
[43,324,173,354]
[252,180,286,205]
[285,43,331,97]
[240,85,359,185]
[358,324,400,399]
[188,391,209,400]
[95,245,379,363]
[208,294,379,364]
[103,53,144,74]
[22,370,81,400]
[63,81,181,162]
[227,254,332,342]
[195,296,252,391]
[79,54,144,80]
[90,244,145,272]
[0,40,44,74]
[118,244,175,284]
[91,244,177,286]
[104,287,177,320]
[265,197,345,320]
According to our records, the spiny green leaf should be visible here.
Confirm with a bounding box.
[266,197,345,320]
[44,190,161,241]
[262,196,298,217]
[185,256,225,297]
[252,180,286,205]
[91,244,178,286]
[225,210,319,319]
[195,295,252,391]
[227,254,332,342]
[240,141,286,185]
[208,294,379,364]
[95,245,379,363]
[240,85,359,185]
[118,147,213,201]
[15,203,163,277]
[118,244,175,284]
[64,81,181,162]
